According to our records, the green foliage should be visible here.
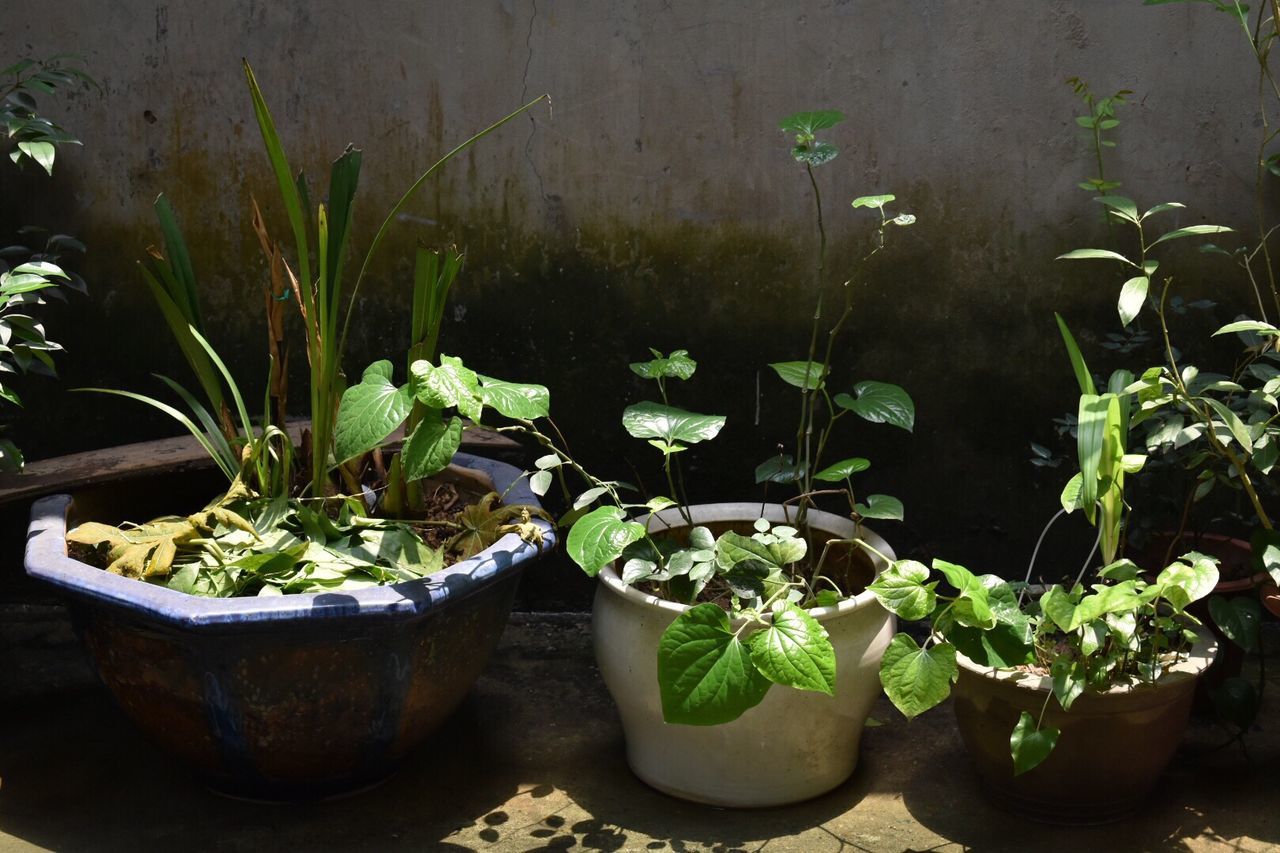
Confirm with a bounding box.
[868,549,1215,774]
[67,489,448,597]
[76,64,556,598]
[1065,77,1132,194]
[0,56,95,470]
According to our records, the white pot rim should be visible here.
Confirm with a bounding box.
[954,628,1219,695]
[596,501,894,623]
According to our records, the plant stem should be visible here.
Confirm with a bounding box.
[795,162,828,529]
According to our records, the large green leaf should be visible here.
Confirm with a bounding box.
[1093,195,1139,222]
[566,505,646,576]
[868,560,937,620]
[879,634,957,718]
[855,494,904,521]
[769,360,826,390]
[1050,659,1085,712]
[754,455,806,484]
[1213,319,1279,337]
[1208,595,1261,653]
[658,603,773,725]
[1118,276,1149,327]
[1010,712,1059,775]
[779,110,845,135]
[1070,580,1154,630]
[400,412,462,481]
[334,361,412,463]
[1038,584,1077,633]
[934,559,995,629]
[747,603,836,694]
[1202,397,1253,453]
[851,194,895,209]
[1056,247,1138,266]
[834,381,914,431]
[1055,313,1097,396]
[1156,552,1220,612]
[478,375,550,420]
[813,457,870,482]
[411,355,482,420]
[1149,224,1232,248]
[716,530,783,571]
[1076,393,1110,524]
[629,349,696,381]
[622,402,726,445]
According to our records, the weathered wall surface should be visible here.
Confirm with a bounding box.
[0,1,1271,584]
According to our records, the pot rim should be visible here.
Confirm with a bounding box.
[597,501,894,622]
[954,628,1219,695]
[24,451,555,629]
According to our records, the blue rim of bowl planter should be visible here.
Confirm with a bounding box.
[24,451,554,629]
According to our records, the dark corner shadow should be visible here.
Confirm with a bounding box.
[0,682,530,851]
[894,704,1280,853]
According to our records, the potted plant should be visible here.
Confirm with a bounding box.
[509,111,917,806]
[23,63,561,800]
[870,316,1220,823]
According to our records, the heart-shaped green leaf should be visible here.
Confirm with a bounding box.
[868,559,937,621]
[629,349,697,381]
[622,402,725,445]
[779,110,845,136]
[813,457,870,482]
[747,603,836,694]
[401,412,462,481]
[934,559,994,629]
[855,494,904,521]
[1010,712,1059,775]
[754,455,805,484]
[478,375,550,420]
[566,505,646,576]
[1050,659,1085,711]
[769,360,826,390]
[411,355,482,420]
[878,633,957,718]
[658,603,772,725]
[835,381,915,432]
[333,360,412,463]
[1157,552,1220,612]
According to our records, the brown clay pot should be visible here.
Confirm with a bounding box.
[951,631,1218,824]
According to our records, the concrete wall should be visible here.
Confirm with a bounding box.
[0,1,1270,586]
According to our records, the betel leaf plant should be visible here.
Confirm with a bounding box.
[513,109,917,726]
[870,318,1219,775]
[0,56,95,471]
[66,62,554,596]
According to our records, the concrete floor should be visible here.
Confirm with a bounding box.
[1,613,1278,853]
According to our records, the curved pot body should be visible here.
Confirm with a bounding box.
[593,503,896,808]
[24,452,554,801]
[952,631,1218,824]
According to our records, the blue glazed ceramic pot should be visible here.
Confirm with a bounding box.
[24,452,552,800]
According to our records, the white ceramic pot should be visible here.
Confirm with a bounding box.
[592,502,896,807]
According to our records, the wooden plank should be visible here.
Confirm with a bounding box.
[0,419,523,507]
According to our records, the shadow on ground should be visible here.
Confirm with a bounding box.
[1,618,1278,852]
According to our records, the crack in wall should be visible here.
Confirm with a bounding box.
[521,0,549,204]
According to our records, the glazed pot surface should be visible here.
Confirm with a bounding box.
[592,503,896,807]
[951,631,1218,824]
[25,453,553,800]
